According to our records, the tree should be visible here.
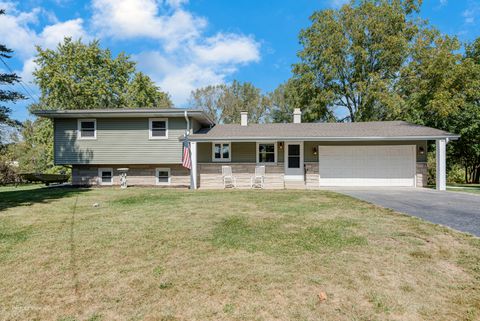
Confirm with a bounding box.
[189,84,225,123]
[126,72,172,108]
[189,80,269,124]
[0,9,25,144]
[33,37,171,110]
[292,0,421,122]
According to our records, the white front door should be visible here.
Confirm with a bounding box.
[284,142,304,180]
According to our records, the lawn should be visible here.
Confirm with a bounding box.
[0,186,479,321]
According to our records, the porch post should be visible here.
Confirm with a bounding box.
[190,141,197,190]
[436,139,446,191]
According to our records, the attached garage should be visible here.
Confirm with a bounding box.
[318,145,416,187]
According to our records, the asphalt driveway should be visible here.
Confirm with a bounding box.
[332,188,480,237]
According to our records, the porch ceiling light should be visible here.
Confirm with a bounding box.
[313,146,318,155]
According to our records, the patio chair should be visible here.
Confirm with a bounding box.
[222,166,237,188]
[251,165,265,189]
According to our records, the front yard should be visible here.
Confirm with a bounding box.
[0,186,479,321]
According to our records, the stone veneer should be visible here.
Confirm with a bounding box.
[72,164,189,187]
[198,163,285,189]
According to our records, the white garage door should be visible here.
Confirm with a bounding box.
[318,145,416,187]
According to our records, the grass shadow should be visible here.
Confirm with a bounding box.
[0,186,89,212]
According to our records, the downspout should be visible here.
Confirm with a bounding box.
[184,110,190,137]
[184,110,195,189]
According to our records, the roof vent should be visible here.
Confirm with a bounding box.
[241,111,248,126]
[293,108,301,123]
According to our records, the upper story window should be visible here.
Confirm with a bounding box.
[257,142,276,164]
[212,142,231,162]
[149,118,168,139]
[77,119,96,140]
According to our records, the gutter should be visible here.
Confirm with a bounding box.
[180,135,460,142]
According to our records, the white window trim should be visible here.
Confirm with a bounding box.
[149,118,168,140]
[256,141,277,165]
[212,141,232,162]
[98,167,113,186]
[155,168,171,185]
[77,119,97,140]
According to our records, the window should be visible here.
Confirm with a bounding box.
[257,142,276,164]
[77,119,96,139]
[212,142,231,162]
[98,168,113,185]
[155,168,171,185]
[149,118,168,139]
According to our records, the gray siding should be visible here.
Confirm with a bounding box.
[54,117,187,165]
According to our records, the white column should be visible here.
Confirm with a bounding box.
[190,141,197,190]
[436,139,446,191]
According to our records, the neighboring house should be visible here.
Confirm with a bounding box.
[33,108,459,190]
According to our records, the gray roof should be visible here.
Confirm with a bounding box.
[188,121,459,141]
[32,108,215,125]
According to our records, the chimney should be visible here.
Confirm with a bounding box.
[293,108,302,123]
[241,111,248,126]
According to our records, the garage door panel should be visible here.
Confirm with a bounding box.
[318,145,415,187]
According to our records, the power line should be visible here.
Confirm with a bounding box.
[0,56,39,104]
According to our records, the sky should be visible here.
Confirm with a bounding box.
[1,0,479,122]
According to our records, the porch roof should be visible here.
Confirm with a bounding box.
[187,121,459,142]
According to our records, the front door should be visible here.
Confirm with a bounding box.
[284,142,304,180]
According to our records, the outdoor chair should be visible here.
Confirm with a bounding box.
[222,166,237,188]
[251,165,265,189]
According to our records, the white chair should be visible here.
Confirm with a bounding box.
[222,166,237,188]
[251,166,265,189]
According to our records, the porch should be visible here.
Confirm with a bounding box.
[191,140,432,190]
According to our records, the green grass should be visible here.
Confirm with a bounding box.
[428,184,480,195]
[0,186,479,321]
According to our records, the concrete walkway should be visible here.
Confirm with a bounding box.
[331,188,480,237]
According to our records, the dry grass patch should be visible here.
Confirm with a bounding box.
[0,186,479,321]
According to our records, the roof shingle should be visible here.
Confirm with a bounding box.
[188,121,458,141]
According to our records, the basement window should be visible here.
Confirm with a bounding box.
[156,168,171,185]
[98,168,113,185]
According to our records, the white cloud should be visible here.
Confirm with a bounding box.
[192,33,260,65]
[439,0,448,6]
[95,0,261,106]
[1,0,261,108]
[463,1,480,24]
[91,0,206,50]
[40,18,88,49]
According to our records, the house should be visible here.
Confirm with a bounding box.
[33,108,459,190]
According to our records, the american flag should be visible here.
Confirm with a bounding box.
[182,139,192,169]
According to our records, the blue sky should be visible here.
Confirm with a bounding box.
[1,0,479,121]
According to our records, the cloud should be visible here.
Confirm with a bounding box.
[1,0,261,108]
[463,2,480,24]
[0,3,88,57]
[94,0,261,106]
[439,0,448,6]
[91,0,206,50]
[192,33,260,65]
